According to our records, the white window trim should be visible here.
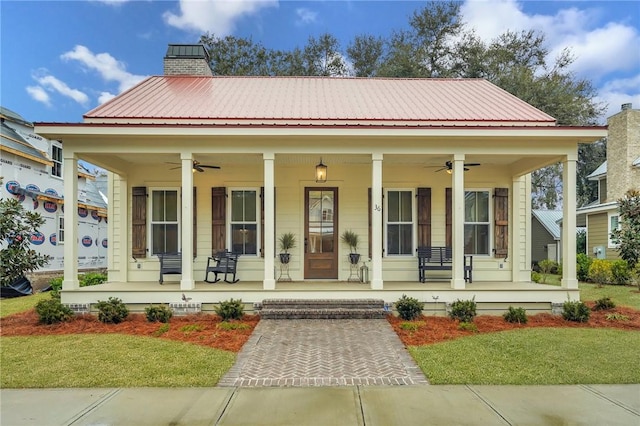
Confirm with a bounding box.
[228,187,261,256]
[148,187,181,256]
[464,188,492,256]
[50,141,63,179]
[608,212,620,248]
[384,188,416,257]
[56,212,64,245]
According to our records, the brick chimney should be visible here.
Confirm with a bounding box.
[606,103,640,201]
[163,44,213,76]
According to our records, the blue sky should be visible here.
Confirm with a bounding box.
[1,0,639,124]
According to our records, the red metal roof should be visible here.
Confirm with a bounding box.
[85,76,556,125]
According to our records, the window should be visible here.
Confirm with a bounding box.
[51,143,62,177]
[150,189,179,255]
[386,190,413,255]
[57,214,64,244]
[230,189,258,255]
[464,190,490,255]
[608,213,620,248]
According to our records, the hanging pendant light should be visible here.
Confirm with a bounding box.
[315,157,327,183]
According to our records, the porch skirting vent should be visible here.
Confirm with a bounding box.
[169,302,202,316]
[257,299,386,320]
[65,303,90,315]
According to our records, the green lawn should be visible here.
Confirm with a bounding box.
[410,328,640,385]
[579,282,640,309]
[0,292,49,318]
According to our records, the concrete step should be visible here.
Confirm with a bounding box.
[258,299,387,319]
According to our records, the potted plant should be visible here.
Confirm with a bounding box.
[341,230,360,265]
[278,232,296,264]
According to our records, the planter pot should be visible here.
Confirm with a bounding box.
[279,253,291,264]
[349,253,361,265]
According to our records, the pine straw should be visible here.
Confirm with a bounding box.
[0,311,258,353]
[388,304,640,347]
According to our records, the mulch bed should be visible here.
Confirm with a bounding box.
[388,303,640,347]
[0,311,259,353]
[2,303,639,352]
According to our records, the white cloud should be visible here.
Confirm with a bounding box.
[163,0,278,35]
[597,74,640,120]
[295,8,317,26]
[32,73,89,106]
[61,45,147,93]
[98,92,117,105]
[26,85,51,106]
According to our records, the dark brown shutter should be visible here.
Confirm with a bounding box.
[211,187,226,253]
[445,188,452,247]
[132,186,147,258]
[417,188,432,248]
[368,188,372,258]
[494,187,509,258]
[259,187,276,258]
[193,187,197,257]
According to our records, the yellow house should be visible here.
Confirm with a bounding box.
[36,44,606,314]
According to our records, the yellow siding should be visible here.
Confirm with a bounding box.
[587,213,620,260]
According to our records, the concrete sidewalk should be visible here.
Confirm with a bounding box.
[2,385,638,425]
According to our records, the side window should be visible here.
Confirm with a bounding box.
[608,213,620,248]
[464,190,490,255]
[57,214,65,244]
[230,189,258,255]
[150,189,179,255]
[51,143,63,178]
[386,189,413,255]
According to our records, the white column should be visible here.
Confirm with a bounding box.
[263,153,276,290]
[371,153,384,289]
[62,153,79,290]
[180,154,195,290]
[451,154,466,289]
[562,155,578,289]
[108,173,128,282]
[511,175,523,282]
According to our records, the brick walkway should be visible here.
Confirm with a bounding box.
[218,319,429,387]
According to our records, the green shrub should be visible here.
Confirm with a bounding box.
[145,305,173,323]
[217,322,251,331]
[538,259,558,283]
[180,324,204,334]
[214,298,244,321]
[48,276,63,299]
[593,297,616,311]
[576,253,592,282]
[458,322,478,332]
[610,260,631,285]
[449,298,477,323]
[95,297,129,324]
[503,306,528,324]
[34,298,74,324]
[153,323,170,336]
[605,313,629,321]
[556,262,563,276]
[531,271,542,283]
[562,300,591,323]
[588,259,613,285]
[79,272,107,287]
[395,294,423,320]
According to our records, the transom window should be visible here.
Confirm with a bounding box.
[150,189,179,255]
[386,189,413,255]
[464,190,490,255]
[51,143,62,178]
[230,189,258,255]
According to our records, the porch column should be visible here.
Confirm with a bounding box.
[263,153,276,290]
[180,154,195,290]
[108,173,128,282]
[62,152,79,290]
[561,155,578,289]
[371,153,383,289]
[511,174,531,282]
[451,154,466,289]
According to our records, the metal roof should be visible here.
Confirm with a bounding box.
[85,76,557,125]
[532,209,563,240]
[587,161,607,180]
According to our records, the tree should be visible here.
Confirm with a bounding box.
[346,34,384,77]
[611,189,640,268]
[0,187,51,287]
[302,33,348,76]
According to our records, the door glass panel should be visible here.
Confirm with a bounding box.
[308,190,334,253]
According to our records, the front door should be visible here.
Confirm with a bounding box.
[304,188,338,279]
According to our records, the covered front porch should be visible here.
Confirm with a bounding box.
[61,280,575,316]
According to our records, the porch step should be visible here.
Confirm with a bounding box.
[258,299,387,319]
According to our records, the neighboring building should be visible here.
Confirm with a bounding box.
[0,106,108,277]
[577,104,640,260]
[35,44,606,311]
[531,210,562,265]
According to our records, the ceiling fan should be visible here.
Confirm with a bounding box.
[431,161,481,173]
[167,160,220,172]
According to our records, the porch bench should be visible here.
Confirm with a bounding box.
[417,246,473,283]
[158,252,182,284]
[205,251,240,284]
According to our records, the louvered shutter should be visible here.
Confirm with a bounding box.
[132,186,147,258]
[445,188,452,247]
[494,187,509,258]
[211,187,226,253]
[417,187,432,248]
